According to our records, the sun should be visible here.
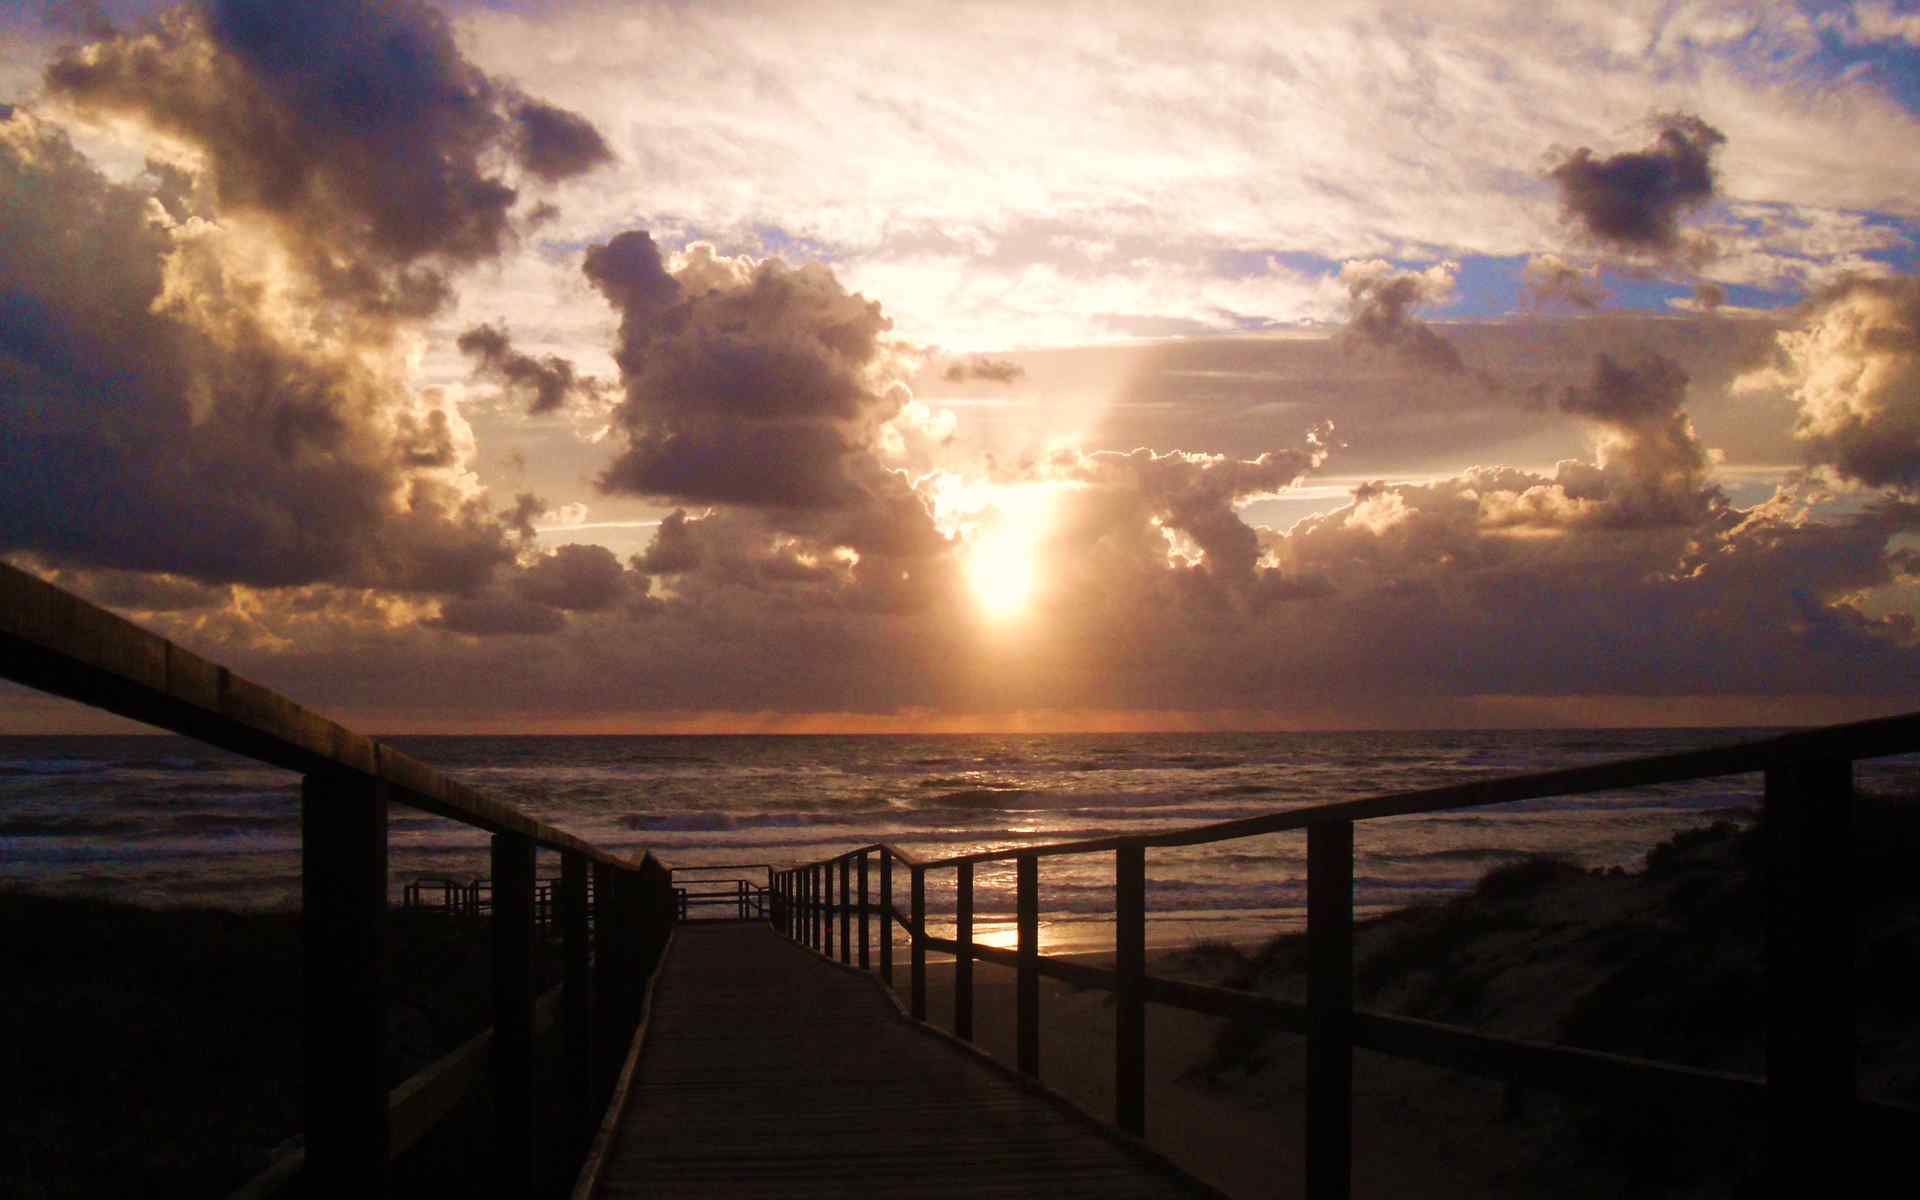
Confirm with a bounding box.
[967,528,1036,618]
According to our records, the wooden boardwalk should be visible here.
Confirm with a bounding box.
[589,922,1213,1198]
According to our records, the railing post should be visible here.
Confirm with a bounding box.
[823,863,834,958]
[858,851,871,970]
[1115,844,1147,1136]
[1766,759,1855,1192]
[491,831,538,1195]
[839,856,852,965]
[738,878,747,920]
[955,861,975,1042]
[301,771,389,1193]
[1307,820,1354,1200]
[1016,854,1039,1078]
[910,866,927,1020]
[591,859,617,1107]
[561,851,593,1156]
[879,850,894,987]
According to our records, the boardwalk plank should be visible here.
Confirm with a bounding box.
[594,923,1211,1199]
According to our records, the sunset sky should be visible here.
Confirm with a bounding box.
[4,0,1919,733]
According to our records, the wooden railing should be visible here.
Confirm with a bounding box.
[771,713,1920,1200]
[666,863,773,921]
[0,563,676,1196]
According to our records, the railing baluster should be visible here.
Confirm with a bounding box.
[823,862,834,957]
[591,859,616,1109]
[491,831,538,1195]
[1307,820,1354,1200]
[911,866,927,1020]
[301,771,389,1193]
[858,851,871,970]
[1765,759,1855,1192]
[560,850,592,1155]
[879,850,894,987]
[839,856,852,965]
[1017,854,1039,1077]
[1115,844,1146,1136]
[956,861,975,1041]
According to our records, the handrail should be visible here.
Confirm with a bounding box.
[0,563,677,1195]
[767,714,1919,1200]
[0,563,638,866]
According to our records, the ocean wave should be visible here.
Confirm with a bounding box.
[0,758,113,776]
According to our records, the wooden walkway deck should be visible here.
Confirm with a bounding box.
[589,922,1214,1198]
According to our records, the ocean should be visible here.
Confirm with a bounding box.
[3,729,1913,951]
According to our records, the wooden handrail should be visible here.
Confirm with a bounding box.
[0,563,677,1196]
[0,562,643,868]
[773,712,1920,1200]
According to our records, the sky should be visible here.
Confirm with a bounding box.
[3,0,1919,733]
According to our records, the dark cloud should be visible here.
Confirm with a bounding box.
[943,357,1026,384]
[1692,282,1726,312]
[512,98,614,182]
[1338,260,1468,374]
[515,543,628,612]
[584,237,941,546]
[1550,114,1724,255]
[428,592,566,637]
[1556,352,1719,528]
[0,107,515,593]
[1741,275,1920,490]
[457,322,603,415]
[46,0,609,313]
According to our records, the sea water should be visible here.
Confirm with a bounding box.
[3,730,1914,951]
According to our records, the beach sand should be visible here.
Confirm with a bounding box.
[882,949,1543,1200]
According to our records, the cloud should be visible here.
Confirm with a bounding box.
[45,0,609,314]
[428,591,566,637]
[1738,275,1920,490]
[457,322,603,415]
[943,357,1026,384]
[583,236,941,539]
[1337,259,1467,374]
[1556,352,1719,528]
[1549,113,1725,257]
[510,97,613,182]
[514,542,629,611]
[0,111,526,591]
[1524,254,1610,310]
[1692,281,1726,312]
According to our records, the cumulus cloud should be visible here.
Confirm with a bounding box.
[0,2,606,598]
[1555,352,1719,528]
[510,97,614,183]
[1738,275,1920,490]
[1549,113,1724,258]
[428,591,566,637]
[514,543,629,611]
[0,111,517,591]
[457,322,604,415]
[1337,259,1467,374]
[1524,254,1610,310]
[943,357,1026,384]
[583,235,949,556]
[46,0,609,314]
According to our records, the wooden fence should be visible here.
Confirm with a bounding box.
[0,562,676,1196]
[771,712,1920,1199]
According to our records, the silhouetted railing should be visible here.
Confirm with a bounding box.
[773,713,1920,1200]
[0,563,676,1196]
